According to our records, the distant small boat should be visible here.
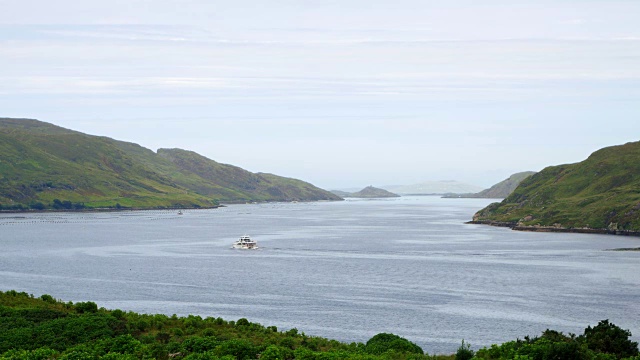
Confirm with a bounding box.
[177,210,183,215]
[232,235,258,249]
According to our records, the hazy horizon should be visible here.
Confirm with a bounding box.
[2,0,639,189]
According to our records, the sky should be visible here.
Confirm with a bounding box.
[1,0,639,189]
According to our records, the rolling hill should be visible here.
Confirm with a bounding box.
[0,118,341,210]
[443,171,536,198]
[158,148,343,202]
[472,141,640,233]
[330,186,400,198]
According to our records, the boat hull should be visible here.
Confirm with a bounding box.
[232,235,258,249]
[232,244,258,249]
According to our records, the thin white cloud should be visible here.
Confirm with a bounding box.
[4,22,640,47]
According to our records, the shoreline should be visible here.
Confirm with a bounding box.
[0,199,342,215]
[0,205,221,214]
[466,220,640,237]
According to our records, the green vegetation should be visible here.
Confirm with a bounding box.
[443,172,536,199]
[455,340,474,360]
[475,324,639,360]
[157,148,341,203]
[473,141,640,231]
[1,290,638,360]
[0,118,340,211]
[0,290,451,360]
[363,333,423,355]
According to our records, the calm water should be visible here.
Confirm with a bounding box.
[1,196,639,354]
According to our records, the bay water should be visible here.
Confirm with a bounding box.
[1,196,638,354]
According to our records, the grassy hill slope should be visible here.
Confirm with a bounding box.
[0,118,340,210]
[473,141,640,232]
[158,148,341,202]
[474,171,536,198]
[445,171,535,199]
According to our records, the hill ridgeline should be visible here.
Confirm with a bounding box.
[0,118,341,210]
[443,171,536,198]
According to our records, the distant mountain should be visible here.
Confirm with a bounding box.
[382,181,483,195]
[331,186,400,198]
[0,118,341,210]
[330,190,352,198]
[472,141,640,233]
[443,171,536,198]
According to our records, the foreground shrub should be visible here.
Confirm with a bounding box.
[364,333,424,355]
[455,340,473,360]
[580,320,639,359]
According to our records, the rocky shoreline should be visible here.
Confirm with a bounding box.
[0,205,222,214]
[466,220,640,237]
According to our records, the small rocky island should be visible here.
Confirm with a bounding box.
[331,186,400,199]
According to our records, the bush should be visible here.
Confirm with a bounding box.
[39,294,56,304]
[475,322,639,360]
[455,340,474,360]
[110,309,124,320]
[236,318,250,327]
[260,345,294,360]
[213,339,257,360]
[29,202,46,210]
[100,334,142,355]
[75,302,98,314]
[0,347,58,360]
[580,320,639,359]
[182,336,219,353]
[364,333,423,355]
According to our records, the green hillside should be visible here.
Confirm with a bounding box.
[473,141,640,232]
[0,118,340,210]
[444,171,536,199]
[158,148,342,202]
[474,171,536,198]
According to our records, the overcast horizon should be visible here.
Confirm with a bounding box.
[1,0,639,189]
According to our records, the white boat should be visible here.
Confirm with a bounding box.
[232,235,258,249]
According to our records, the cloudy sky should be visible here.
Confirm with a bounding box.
[1,0,639,189]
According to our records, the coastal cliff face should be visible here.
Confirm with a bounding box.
[0,118,340,210]
[473,141,640,233]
